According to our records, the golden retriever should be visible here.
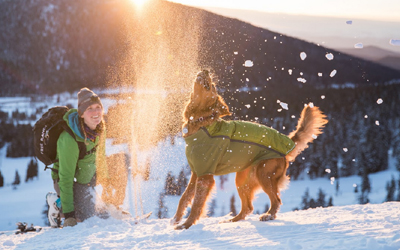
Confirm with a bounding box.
[171,70,328,229]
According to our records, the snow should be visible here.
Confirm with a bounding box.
[354,43,364,49]
[330,69,337,77]
[325,53,334,60]
[277,100,288,110]
[389,39,400,46]
[377,98,383,104]
[346,20,353,25]
[1,95,400,249]
[244,60,254,67]
[1,197,400,250]
[297,78,307,83]
[300,52,307,60]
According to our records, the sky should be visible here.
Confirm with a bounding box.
[167,0,400,22]
[165,0,400,54]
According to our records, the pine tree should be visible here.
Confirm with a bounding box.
[230,195,237,216]
[25,158,38,182]
[164,171,178,195]
[157,193,168,219]
[316,188,326,207]
[385,175,396,202]
[42,203,50,226]
[397,175,400,202]
[361,166,371,194]
[176,169,188,195]
[12,170,20,186]
[358,166,371,204]
[359,192,369,204]
[208,199,217,217]
[309,198,317,208]
[335,179,340,196]
[0,170,4,187]
[301,188,310,210]
[396,155,400,172]
[219,175,228,189]
[327,197,334,207]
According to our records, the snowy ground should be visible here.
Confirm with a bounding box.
[1,202,400,250]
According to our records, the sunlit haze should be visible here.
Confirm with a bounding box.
[131,0,149,8]
[168,0,400,22]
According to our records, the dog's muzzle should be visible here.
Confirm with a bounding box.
[196,70,211,90]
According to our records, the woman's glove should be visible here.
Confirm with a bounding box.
[63,217,77,227]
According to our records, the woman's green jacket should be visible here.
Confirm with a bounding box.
[51,109,108,214]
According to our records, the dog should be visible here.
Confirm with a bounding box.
[171,70,328,230]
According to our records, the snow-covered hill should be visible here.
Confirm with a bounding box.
[1,95,400,249]
[1,202,400,250]
[1,137,400,250]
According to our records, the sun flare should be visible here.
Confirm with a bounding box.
[131,0,149,8]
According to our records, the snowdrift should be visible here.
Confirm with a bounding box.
[1,202,400,250]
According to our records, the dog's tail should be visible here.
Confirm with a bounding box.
[286,103,328,162]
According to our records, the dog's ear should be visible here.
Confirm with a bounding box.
[182,92,194,122]
[216,95,231,118]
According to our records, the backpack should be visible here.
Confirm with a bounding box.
[33,106,92,172]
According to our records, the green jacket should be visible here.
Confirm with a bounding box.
[51,109,108,214]
[185,119,295,176]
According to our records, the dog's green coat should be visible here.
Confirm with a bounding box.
[185,119,295,176]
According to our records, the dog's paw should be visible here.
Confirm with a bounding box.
[218,219,233,224]
[259,213,276,221]
[170,217,180,226]
[174,224,189,230]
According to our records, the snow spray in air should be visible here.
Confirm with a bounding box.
[106,0,203,217]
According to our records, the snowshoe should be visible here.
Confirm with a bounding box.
[15,222,42,234]
[46,192,61,228]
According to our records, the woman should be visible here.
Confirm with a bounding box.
[47,87,110,227]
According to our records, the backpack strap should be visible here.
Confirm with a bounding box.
[61,122,97,160]
[46,122,98,173]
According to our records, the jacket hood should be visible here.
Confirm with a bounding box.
[63,108,85,140]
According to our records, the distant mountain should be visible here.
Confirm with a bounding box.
[196,10,400,92]
[199,7,400,55]
[337,46,400,71]
[0,0,399,96]
[378,56,400,71]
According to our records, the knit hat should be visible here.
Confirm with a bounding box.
[77,87,103,116]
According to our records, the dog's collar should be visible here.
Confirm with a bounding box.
[187,111,218,124]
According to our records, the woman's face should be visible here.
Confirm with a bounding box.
[81,103,103,130]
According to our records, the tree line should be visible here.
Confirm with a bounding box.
[0,159,38,188]
[221,82,400,181]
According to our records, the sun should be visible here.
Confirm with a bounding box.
[131,0,149,8]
